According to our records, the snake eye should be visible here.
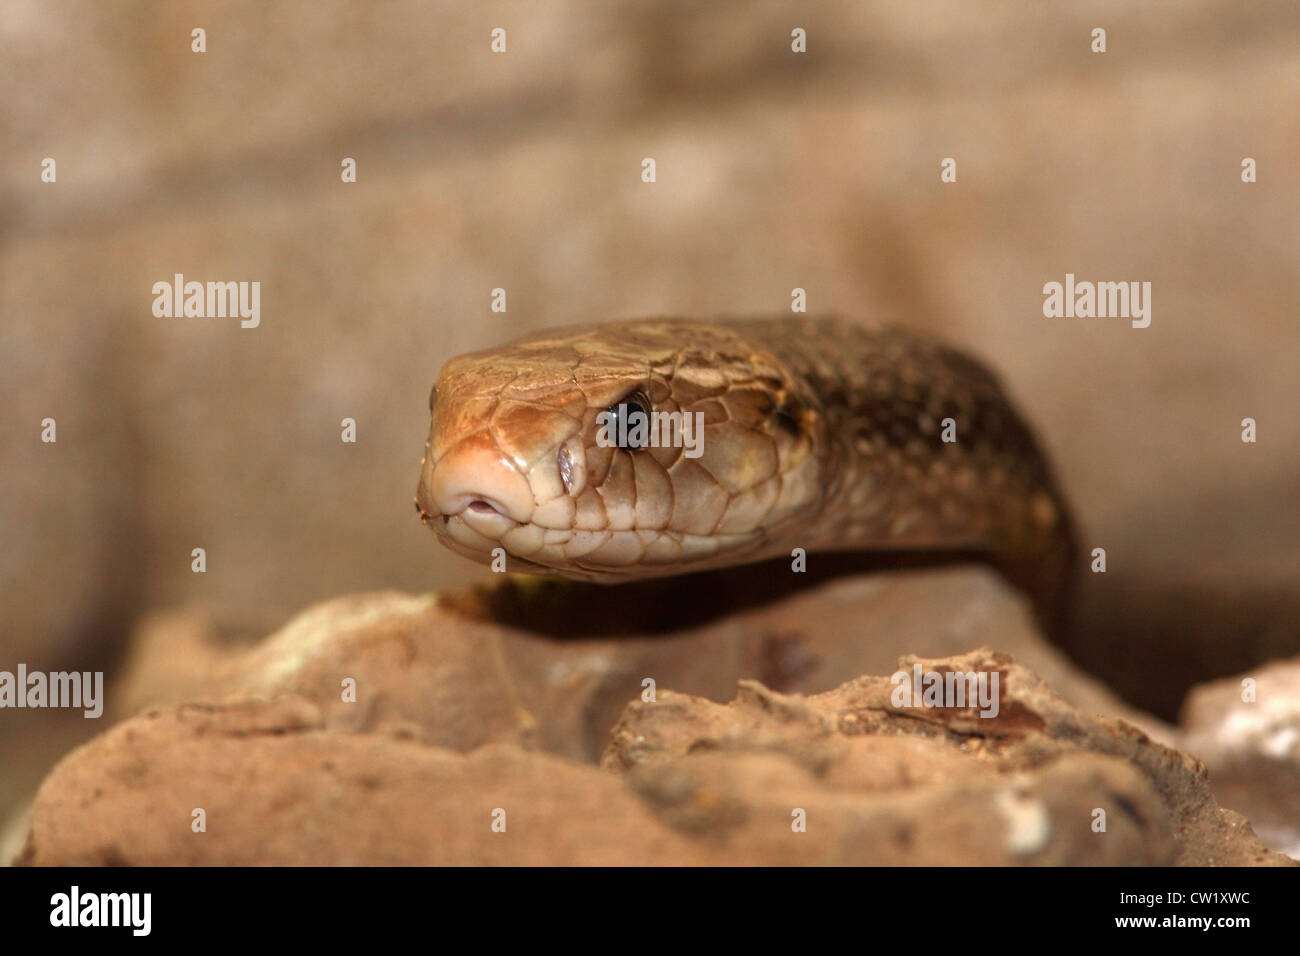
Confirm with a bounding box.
[604,390,653,451]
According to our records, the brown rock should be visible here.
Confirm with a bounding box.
[20,637,1289,865]
[1182,656,1300,859]
[605,653,1286,866]
[21,697,704,866]
[109,569,1179,764]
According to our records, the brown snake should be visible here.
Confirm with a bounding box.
[415,316,1076,615]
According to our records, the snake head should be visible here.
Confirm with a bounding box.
[415,319,826,581]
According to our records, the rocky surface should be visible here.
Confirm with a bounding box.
[107,567,1178,761]
[15,576,1290,865]
[1181,656,1300,860]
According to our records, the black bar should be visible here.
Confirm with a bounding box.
[0,866,1291,942]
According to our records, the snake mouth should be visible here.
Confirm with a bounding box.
[451,499,523,540]
[415,493,525,540]
[427,506,766,581]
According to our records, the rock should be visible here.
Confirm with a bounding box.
[1182,656,1300,859]
[602,656,1284,866]
[19,606,1289,864]
[108,569,1180,762]
[20,696,710,866]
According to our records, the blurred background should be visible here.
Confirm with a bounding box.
[1,0,1297,829]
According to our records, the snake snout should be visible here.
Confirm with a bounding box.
[420,436,535,535]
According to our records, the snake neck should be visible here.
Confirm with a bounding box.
[735,317,1079,622]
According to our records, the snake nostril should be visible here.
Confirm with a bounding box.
[466,499,500,516]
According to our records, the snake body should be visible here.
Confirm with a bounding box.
[416,317,1075,608]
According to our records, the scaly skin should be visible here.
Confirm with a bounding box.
[415,316,1076,607]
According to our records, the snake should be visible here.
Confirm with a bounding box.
[415,316,1076,616]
